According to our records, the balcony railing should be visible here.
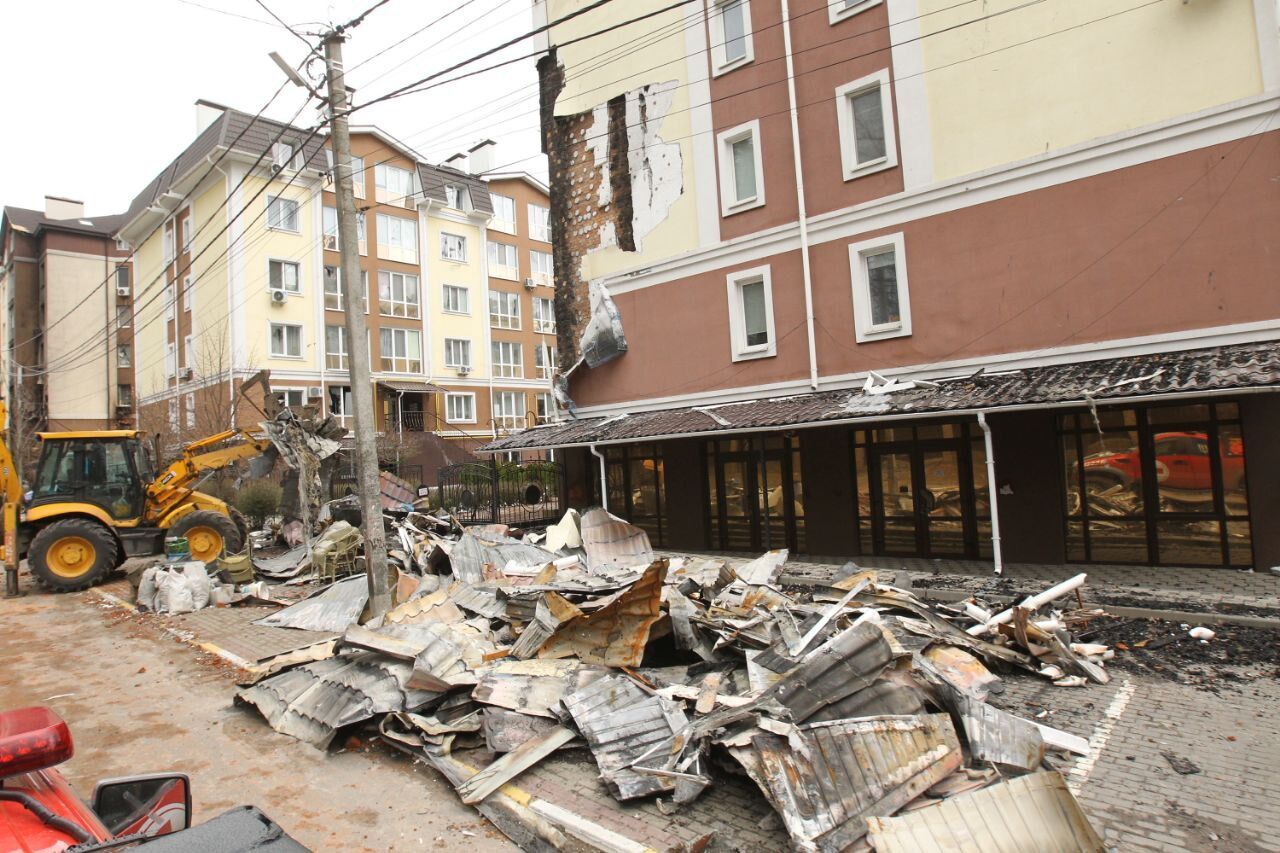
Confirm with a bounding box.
[385,410,430,432]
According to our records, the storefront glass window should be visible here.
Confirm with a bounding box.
[705,436,805,552]
[604,444,665,546]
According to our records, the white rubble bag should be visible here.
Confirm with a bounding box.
[181,561,211,610]
[153,567,196,614]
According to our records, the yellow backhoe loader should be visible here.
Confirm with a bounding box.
[0,401,278,592]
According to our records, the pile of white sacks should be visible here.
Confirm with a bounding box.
[135,561,270,614]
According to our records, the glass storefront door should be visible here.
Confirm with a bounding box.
[706,436,805,552]
[855,422,990,560]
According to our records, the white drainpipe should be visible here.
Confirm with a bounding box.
[977,411,1003,575]
[780,0,819,390]
[589,443,608,511]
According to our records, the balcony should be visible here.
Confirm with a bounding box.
[384,410,431,433]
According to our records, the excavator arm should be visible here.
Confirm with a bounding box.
[0,401,23,570]
[145,429,275,520]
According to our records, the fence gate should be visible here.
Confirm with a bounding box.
[436,458,565,527]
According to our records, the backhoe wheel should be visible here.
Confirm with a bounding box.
[29,519,119,593]
[229,508,251,555]
[169,511,243,563]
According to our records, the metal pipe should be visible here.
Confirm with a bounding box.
[589,443,607,510]
[780,0,819,390]
[977,411,1003,576]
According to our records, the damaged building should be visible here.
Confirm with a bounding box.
[498,0,1280,571]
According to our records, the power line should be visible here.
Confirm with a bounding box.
[253,0,316,52]
[347,0,493,74]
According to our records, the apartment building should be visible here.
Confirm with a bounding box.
[0,197,134,461]
[486,0,1280,569]
[116,102,551,475]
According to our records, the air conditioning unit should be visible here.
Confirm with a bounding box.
[269,289,287,304]
[306,386,323,398]
[270,162,284,175]
[179,367,194,380]
[457,365,471,376]
[116,285,130,298]
[523,277,536,290]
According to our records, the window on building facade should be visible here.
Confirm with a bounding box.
[835,70,897,180]
[117,344,131,368]
[535,392,556,424]
[445,183,471,211]
[376,213,418,263]
[440,232,467,262]
[711,0,753,74]
[324,266,368,312]
[490,193,516,233]
[269,322,302,358]
[323,206,339,250]
[163,223,175,264]
[116,305,131,328]
[117,384,133,407]
[266,195,299,231]
[182,334,192,369]
[377,270,420,318]
[181,217,193,253]
[165,282,176,321]
[185,393,196,428]
[268,259,300,293]
[165,342,177,377]
[828,0,882,24]
[487,240,518,279]
[530,250,553,285]
[528,204,551,242]
[272,142,300,170]
[274,388,305,408]
[533,297,555,333]
[493,391,525,431]
[489,291,520,329]
[325,325,348,370]
[848,232,911,341]
[726,265,776,360]
[328,384,352,424]
[444,338,472,370]
[717,120,764,215]
[491,341,523,378]
[375,163,415,206]
[604,444,667,545]
[379,327,422,373]
[115,266,130,295]
[446,392,476,423]
[442,284,469,314]
[534,343,558,380]
[181,275,193,312]
[349,155,365,198]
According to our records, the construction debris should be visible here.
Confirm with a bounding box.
[227,508,1116,850]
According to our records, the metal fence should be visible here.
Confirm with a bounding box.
[330,463,425,501]
[436,458,565,527]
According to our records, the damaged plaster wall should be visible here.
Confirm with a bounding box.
[540,49,684,368]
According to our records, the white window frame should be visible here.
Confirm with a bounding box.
[165,281,176,321]
[710,0,754,76]
[490,194,516,234]
[375,163,415,207]
[377,270,421,318]
[532,297,555,334]
[491,341,523,379]
[834,69,898,181]
[528,204,551,242]
[117,343,132,368]
[272,142,301,171]
[535,392,556,424]
[184,393,196,428]
[716,119,765,216]
[164,342,177,378]
[266,194,300,232]
[163,223,175,265]
[442,284,470,315]
[487,240,519,280]
[322,267,367,313]
[181,217,193,253]
[828,0,882,24]
[443,338,472,371]
[116,305,131,328]
[325,325,348,370]
[181,274,193,312]
[375,213,418,264]
[493,391,525,430]
[445,183,471,211]
[269,321,304,358]
[379,327,423,374]
[273,387,305,408]
[182,334,193,369]
[350,155,365,199]
[445,392,476,424]
[440,232,468,262]
[725,264,777,361]
[328,384,353,425]
[530,250,553,286]
[322,205,339,251]
[268,258,301,294]
[489,291,521,330]
[848,231,911,342]
[534,343,557,380]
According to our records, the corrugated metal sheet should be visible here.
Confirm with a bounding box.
[254,576,367,632]
[579,509,655,571]
[561,674,690,801]
[538,560,668,667]
[448,582,508,619]
[865,771,1105,853]
[481,342,1280,451]
[235,652,439,749]
[510,593,582,659]
[448,531,558,585]
[747,714,964,850]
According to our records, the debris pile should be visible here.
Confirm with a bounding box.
[232,508,1113,850]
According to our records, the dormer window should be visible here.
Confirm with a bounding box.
[272,142,301,171]
[445,183,471,211]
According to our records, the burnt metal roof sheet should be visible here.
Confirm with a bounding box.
[254,575,367,632]
[480,341,1280,451]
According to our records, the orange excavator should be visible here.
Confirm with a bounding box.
[0,401,277,592]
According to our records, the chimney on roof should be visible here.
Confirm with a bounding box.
[44,196,84,220]
[445,152,468,171]
[468,139,497,175]
[195,99,228,135]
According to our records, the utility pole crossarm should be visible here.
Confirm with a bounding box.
[322,31,391,619]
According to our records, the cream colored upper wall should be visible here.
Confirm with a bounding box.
[43,251,110,420]
[131,222,168,399]
[919,0,1265,182]
[187,182,231,372]
[425,213,489,376]
[548,0,707,281]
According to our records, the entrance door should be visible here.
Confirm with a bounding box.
[870,444,970,558]
[707,437,803,552]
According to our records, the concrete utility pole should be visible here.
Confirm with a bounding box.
[323,32,391,618]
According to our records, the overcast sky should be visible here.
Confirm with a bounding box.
[0,0,546,216]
